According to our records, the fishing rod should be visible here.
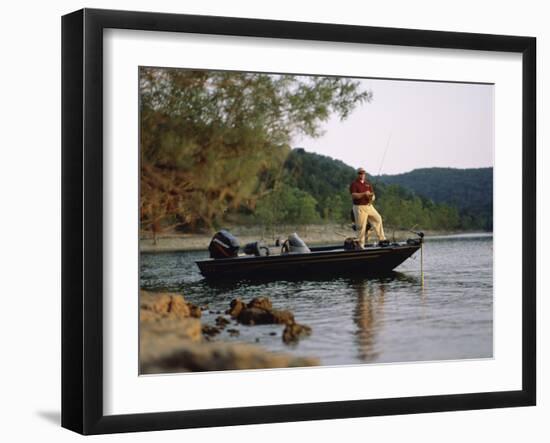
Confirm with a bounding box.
[349,131,393,232]
[373,131,392,186]
[369,133,427,286]
[364,130,392,208]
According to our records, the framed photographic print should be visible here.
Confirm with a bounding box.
[61,8,536,435]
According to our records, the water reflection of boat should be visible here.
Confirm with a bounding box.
[196,231,422,281]
[354,280,386,362]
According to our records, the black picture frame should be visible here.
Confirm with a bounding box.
[61,8,536,435]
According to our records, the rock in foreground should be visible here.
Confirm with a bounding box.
[283,323,312,344]
[141,340,319,374]
[140,291,319,373]
[228,297,295,326]
[141,317,203,364]
[226,297,312,344]
[140,291,197,322]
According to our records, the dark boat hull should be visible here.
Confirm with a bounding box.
[196,242,421,280]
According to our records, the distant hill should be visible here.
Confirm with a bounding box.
[283,147,357,200]
[280,149,492,231]
[378,168,493,229]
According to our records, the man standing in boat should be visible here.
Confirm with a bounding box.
[349,167,388,248]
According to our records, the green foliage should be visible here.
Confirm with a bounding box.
[139,68,370,232]
[274,149,491,231]
[370,185,459,231]
[283,148,358,221]
[379,167,493,230]
[139,65,492,234]
[255,184,320,227]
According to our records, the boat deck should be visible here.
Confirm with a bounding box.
[196,240,421,280]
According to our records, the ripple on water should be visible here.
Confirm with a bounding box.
[140,236,493,366]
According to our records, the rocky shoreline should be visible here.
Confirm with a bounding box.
[140,290,318,374]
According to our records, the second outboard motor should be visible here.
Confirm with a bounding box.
[208,230,240,259]
[282,233,311,254]
[243,241,270,257]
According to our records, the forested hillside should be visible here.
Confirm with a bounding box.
[251,149,492,231]
[139,67,492,236]
[379,168,493,230]
[259,148,479,231]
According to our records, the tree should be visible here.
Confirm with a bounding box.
[139,68,371,234]
[255,184,320,227]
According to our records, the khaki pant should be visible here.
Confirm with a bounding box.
[353,204,386,246]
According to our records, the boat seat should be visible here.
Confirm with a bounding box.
[281,233,311,254]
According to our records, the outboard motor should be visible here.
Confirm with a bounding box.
[208,230,240,259]
[243,241,270,257]
[282,233,311,254]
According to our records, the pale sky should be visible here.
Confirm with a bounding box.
[292,78,494,176]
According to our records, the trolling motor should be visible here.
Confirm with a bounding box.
[402,228,425,287]
[411,230,426,287]
[406,230,425,245]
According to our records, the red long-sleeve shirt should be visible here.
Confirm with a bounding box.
[349,179,373,205]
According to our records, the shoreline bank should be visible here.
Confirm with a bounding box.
[140,290,319,373]
[140,224,491,253]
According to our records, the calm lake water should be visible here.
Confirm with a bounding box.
[140,234,493,366]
